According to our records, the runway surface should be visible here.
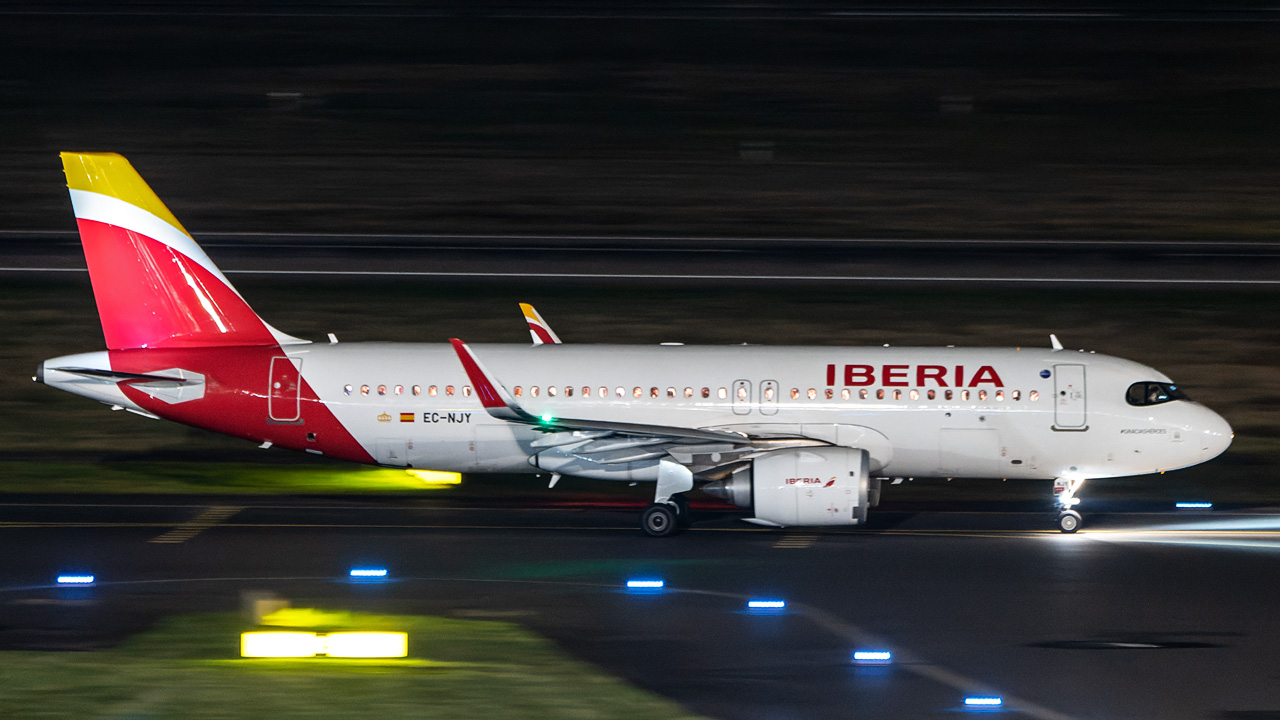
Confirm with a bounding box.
[4,233,1280,288]
[3,494,1280,719]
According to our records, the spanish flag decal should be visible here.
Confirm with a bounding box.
[400,413,414,423]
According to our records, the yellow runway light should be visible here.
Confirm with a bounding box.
[325,632,409,658]
[240,631,408,658]
[405,469,462,485]
[241,631,321,658]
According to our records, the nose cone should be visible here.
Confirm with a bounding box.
[1198,406,1233,462]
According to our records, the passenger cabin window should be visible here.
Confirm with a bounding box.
[429,385,438,397]
[617,387,625,398]
[1126,381,1188,407]
[361,385,370,396]
[344,384,353,396]
[463,386,473,397]
[583,387,592,397]
[790,388,799,400]
[566,387,574,397]
[412,385,422,396]
[667,387,676,398]
[1029,390,1039,401]
[548,386,557,397]
[927,389,936,400]
[684,387,694,398]
[394,385,404,396]
[445,385,455,397]
[718,387,728,399]
[531,386,540,397]
[859,389,868,400]
[651,387,660,399]
[701,387,710,399]
[841,389,850,400]
[513,386,523,397]
[1012,390,1021,401]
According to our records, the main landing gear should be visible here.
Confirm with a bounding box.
[1053,477,1087,533]
[641,461,694,537]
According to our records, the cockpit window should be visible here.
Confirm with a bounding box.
[1126,381,1188,406]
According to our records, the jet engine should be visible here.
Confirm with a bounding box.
[703,446,871,526]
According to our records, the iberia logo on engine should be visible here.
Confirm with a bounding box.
[786,477,838,487]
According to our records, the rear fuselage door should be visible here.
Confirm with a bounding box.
[268,356,302,423]
[1053,363,1087,429]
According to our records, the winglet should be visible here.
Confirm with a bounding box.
[520,303,562,345]
[449,339,531,422]
[1049,334,1064,351]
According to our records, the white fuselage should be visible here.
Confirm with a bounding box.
[275,343,1231,481]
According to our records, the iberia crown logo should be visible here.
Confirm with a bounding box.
[377,413,392,423]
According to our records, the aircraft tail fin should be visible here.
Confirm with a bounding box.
[60,152,304,350]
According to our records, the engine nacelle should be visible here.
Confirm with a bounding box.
[703,447,871,527]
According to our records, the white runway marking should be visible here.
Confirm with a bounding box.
[5,266,1279,286]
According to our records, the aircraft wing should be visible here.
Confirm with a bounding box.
[449,338,749,444]
[519,303,562,345]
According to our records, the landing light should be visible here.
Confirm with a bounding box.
[56,575,95,585]
[349,568,388,578]
[963,697,1003,707]
[540,413,554,423]
[1175,502,1213,509]
[240,631,408,658]
[852,650,892,664]
[747,599,786,610]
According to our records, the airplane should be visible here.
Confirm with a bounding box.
[37,152,1234,536]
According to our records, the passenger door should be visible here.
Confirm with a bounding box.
[268,357,301,423]
[1053,364,1087,430]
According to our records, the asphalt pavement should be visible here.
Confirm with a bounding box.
[3,493,1280,719]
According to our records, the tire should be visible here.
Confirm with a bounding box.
[1057,510,1082,534]
[641,503,679,537]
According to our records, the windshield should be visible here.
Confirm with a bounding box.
[1126,381,1189,407]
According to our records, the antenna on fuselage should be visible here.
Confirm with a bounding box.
[1049,334,1064,351]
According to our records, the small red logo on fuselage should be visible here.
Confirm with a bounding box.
[824,364,1003,388]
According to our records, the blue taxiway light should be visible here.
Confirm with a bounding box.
[852,650,893,664]
[747,599,786,609]
[1175,502,1213,509]
[626,579,665,589]
[963,697,1004,707]
[56,575,95,585]
[349,568,388,578]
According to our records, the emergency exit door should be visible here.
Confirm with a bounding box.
[268,356,302,423]
[732,379,752,415]
[1053,364,1086,429]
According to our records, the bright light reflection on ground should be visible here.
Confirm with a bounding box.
[1061,515,1280,552]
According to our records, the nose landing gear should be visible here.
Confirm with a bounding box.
[1053,477,1087,533]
